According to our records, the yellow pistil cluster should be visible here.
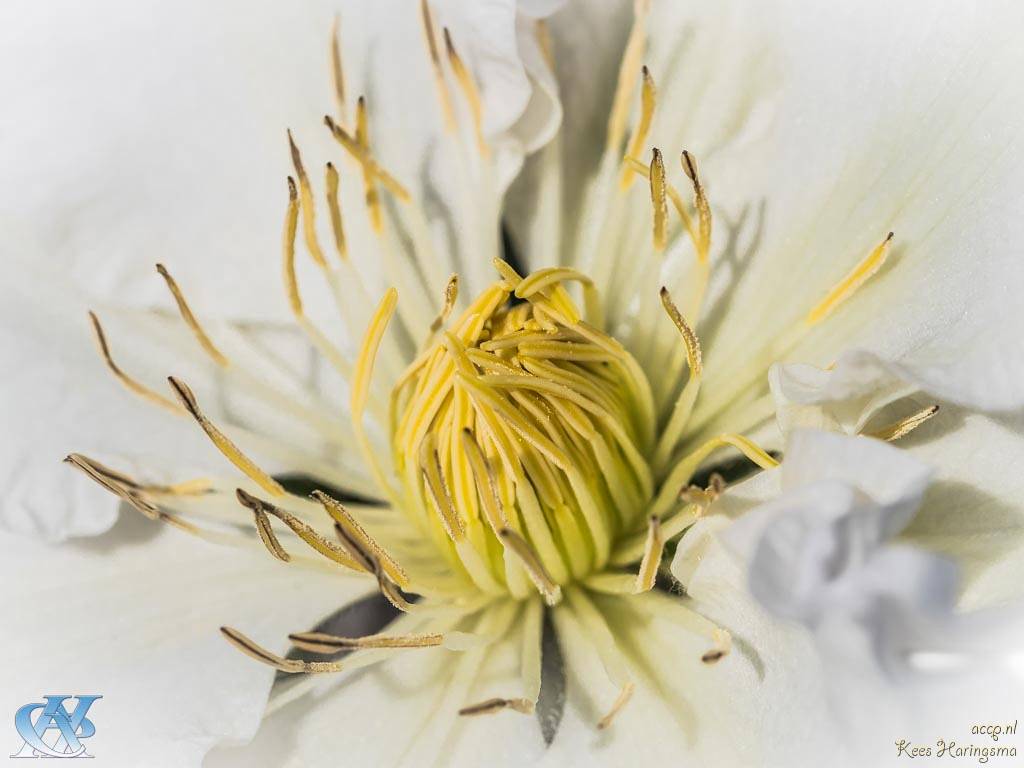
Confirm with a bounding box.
[384,261,657,603]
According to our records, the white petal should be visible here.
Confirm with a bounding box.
[0,517,362,767]
[0,248,378,541]
[693,0,1024,437]
[0,0,560,321]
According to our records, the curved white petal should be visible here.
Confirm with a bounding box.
[0,0,562,322]
[900,405,1024,609]
[0,517,363,767]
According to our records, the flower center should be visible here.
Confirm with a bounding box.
[388,261,657,600]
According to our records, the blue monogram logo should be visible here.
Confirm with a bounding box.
[11,696,102,759]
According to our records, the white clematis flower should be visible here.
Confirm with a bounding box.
[2,0,1024,766]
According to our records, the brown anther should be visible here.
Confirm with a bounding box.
[597,682,635,730]
[323,114,411,202]
[325,162,348,261]
[702,629,732,664]
[169,378,286,497]
[87,311,183,413]
[220,626,344,674]
[429,274,460,333]
[868,404,940,442]
[287,130,328,267]
[649,148,668,251]
[155,263,229,367]
[249,498,291,563]
[659,287,702,376]
[497,528,561,606]
[681,149,711,259]
[64,453,160,520]
[312,489,409,587]
[236,488,362,572]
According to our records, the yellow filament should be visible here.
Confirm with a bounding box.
[325,162,348,261]
[420,0,457,132]
[459,698,534,716]
[620,66,656,189]
[633,515,663,593]
[324,115,411,202]
[329,14,347,123]
[651,433,777,519]
[353,288,398,416]
[806,232,894,326]
[355,97,382,233]
[87,311,183,414]
[351,288,401,500]
[168,377,286,497]
[155,264,229,367]
[444,28,488,157]
[606,0,651,150]
[649,148,668,251]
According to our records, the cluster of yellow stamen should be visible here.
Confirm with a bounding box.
[376,259,658,604]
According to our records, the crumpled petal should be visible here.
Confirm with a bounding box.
[0,245,375,541]
[673,473,1024,766]
[0,517,364,768]
[769,350,918,436]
